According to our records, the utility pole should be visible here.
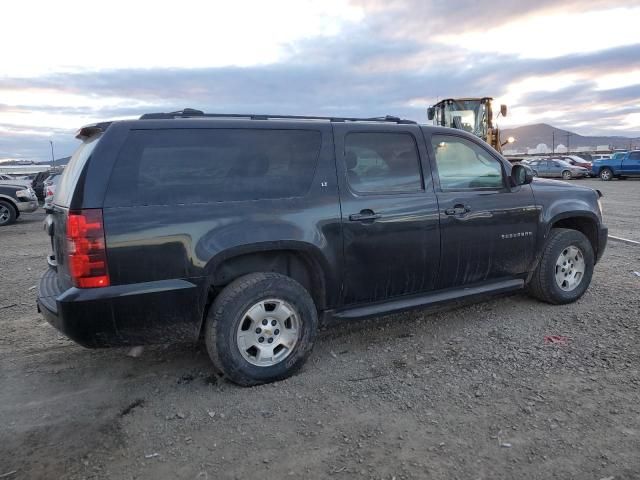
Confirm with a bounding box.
[565,133,572,154]
[49,140,55,169]
[552,131,555,154]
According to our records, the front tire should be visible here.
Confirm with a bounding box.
[600,168,613,181]
[205,272,318,386]
[0,200,17,226]
[528,228,594,304]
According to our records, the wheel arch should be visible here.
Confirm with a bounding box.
[548,213,600,260]
[202,240,333,312]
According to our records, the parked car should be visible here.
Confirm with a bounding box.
[574,153,593,163]
[37,110,608,386]
[0,174,32,187]
[0,182,38,226]
[560,155,592,174]
[592,154,611,161]
[592,151,640,180]
[43,173,62,210]
[525,158,589,179]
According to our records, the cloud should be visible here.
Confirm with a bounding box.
[1,1,639,160]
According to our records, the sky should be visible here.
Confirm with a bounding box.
[1,0,639,162]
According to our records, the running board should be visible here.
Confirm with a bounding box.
[331,279,525,320]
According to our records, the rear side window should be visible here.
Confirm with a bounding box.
[344,132,423,193]
[54,135,101,207]
[105,129,321,206]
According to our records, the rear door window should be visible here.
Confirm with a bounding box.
[344,132,423,193]
[105,129,322,206]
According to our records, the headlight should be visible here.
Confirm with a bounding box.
[15,189,31,200]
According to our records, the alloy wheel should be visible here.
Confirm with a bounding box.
[555,245,586,291]
[0,205,10,225]
[235,299,301,367]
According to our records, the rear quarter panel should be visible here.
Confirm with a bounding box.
[97,121,343,338]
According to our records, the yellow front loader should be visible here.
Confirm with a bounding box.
[427,97,512,153]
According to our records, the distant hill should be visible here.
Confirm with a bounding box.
[501,123,639,151]
[0,156,71,166]
[36,156,71,166]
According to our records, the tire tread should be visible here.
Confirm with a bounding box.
[528,228,594,305]
[205,272,317,386]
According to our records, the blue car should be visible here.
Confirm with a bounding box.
[592,151,640,180]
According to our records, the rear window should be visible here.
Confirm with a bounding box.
[105,129,321,206]
[54,135,101,207]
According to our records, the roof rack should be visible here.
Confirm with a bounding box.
[139,109,417,124]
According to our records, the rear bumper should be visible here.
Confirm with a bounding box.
[17,200,38,213]
[597,225,608,263]
[37,268,204,347]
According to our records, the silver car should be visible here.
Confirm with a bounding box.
[526,159,589,180]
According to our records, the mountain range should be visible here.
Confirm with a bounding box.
[501,123,639,152]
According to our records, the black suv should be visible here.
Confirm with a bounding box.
[37,110,607,386]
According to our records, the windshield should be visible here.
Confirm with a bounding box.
[436,100,488,138]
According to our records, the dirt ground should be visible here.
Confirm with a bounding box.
[1,179,639,480]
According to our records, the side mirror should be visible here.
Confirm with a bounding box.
[427,107,435,121]
[511,164,533,186]
[500,104,508,117]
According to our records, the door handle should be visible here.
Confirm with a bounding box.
[444,204,471,215]
[349,209,381,222]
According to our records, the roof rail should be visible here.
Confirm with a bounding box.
[139,109,417,124]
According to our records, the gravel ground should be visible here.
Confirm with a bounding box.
[1,179,639,480]
[588,177,640,241]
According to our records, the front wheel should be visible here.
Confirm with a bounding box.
[600,168,613,181]
[562,170,572,180]
[0,200,17,226]
[527,228,594,304]
[205,272,318,386]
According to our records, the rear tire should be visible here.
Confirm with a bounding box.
[562,170,572,180]
[600,168,613,181]
[205,272,318,386]
[0,200,17,226]
[528,228,594,304]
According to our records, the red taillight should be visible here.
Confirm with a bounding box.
[66,209,110,288]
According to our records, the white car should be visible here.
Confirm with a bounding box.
[43,174,62,209]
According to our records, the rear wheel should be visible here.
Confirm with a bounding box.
[532,170,539,177]
[205,272,318,386]
[0,200,17,226]
[600,168,613,181]
[562,170,572,180]
[528,228,594,304]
